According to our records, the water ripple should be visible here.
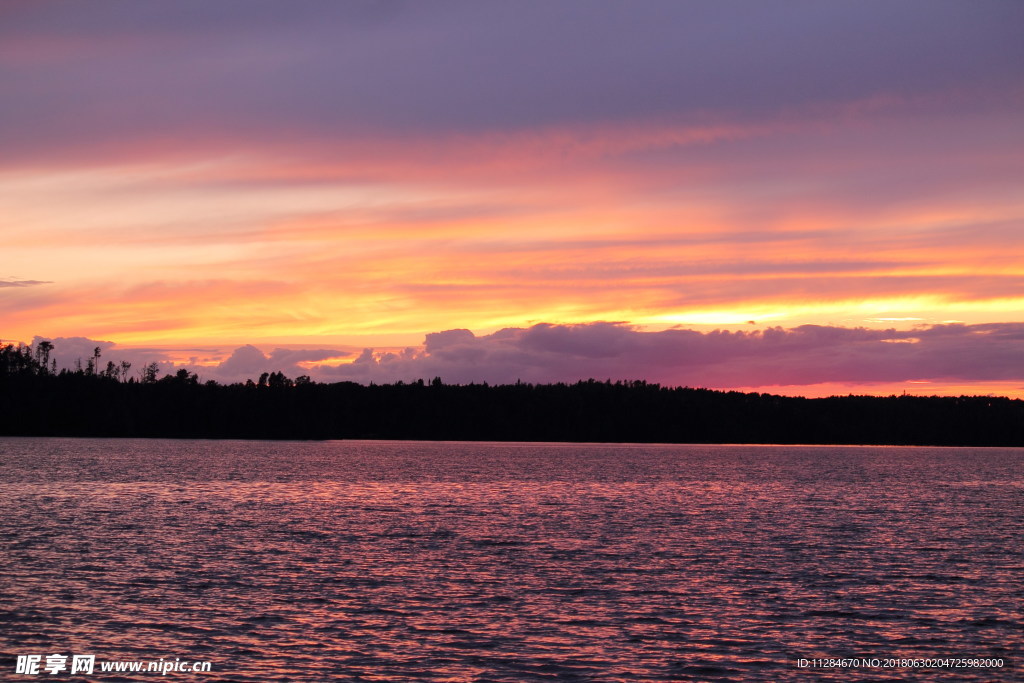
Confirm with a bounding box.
[1,438,1021,681]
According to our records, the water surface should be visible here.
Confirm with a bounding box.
[1,438,1021,681]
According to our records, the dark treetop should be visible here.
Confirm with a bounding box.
[2,341,1022,445]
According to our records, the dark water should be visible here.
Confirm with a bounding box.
[1,438,1021,681]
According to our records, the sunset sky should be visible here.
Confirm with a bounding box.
[3,1,1023,396]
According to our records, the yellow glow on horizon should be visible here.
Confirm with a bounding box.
[635,296,1024,331]
[728,381,1024,401]
[8,270,1024,350]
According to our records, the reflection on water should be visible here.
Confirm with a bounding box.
[1,439,1021,681]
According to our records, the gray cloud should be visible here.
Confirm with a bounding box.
[2,1,1021,163]
[0,278,51,287]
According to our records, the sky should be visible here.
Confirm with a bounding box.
[2,0,1023,396]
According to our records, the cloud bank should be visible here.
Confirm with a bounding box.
[319,322,1024,389]
[29,337,349,384]
[30,322,1022,394]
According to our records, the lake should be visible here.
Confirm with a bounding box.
[1,438,1020,681]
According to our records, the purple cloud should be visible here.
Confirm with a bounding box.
[319,322,1024,389]
[31,336,174,378]
[23,323,1024,391]
[214,344,269,376]
[24,336,349,384]
[201,344,349,382]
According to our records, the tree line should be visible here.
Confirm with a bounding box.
[2,339,1022,445]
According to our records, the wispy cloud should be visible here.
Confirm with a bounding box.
[0,278,51,288]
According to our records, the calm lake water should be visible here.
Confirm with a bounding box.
[1,438,1021,681]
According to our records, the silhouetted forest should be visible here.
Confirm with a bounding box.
[2,340,1022,445]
